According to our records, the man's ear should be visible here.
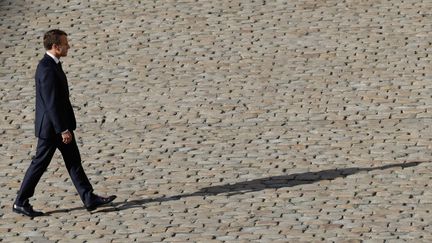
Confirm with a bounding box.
[52,44,60,51]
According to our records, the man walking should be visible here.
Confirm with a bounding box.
[13,29,116,217]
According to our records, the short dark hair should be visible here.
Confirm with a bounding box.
[43,29,67,50]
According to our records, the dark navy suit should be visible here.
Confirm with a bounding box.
[16,54,96,207]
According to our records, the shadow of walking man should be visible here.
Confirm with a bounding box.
[96,161,423,213]
[195,161,423,197]
[46,161,424,214]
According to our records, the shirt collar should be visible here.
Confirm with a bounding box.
[46,51,60,64]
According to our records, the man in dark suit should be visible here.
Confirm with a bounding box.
[13,29,116,217]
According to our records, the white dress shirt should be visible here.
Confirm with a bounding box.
[46,51,60,64]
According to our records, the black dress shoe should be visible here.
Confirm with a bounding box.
[86,195,117,211]
[13,203,44,217]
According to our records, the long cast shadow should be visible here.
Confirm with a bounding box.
[46,161,423,215]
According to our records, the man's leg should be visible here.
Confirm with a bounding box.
[57,133,96,207]
[15,138,56,206]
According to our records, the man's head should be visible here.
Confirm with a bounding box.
[44,29,70,58]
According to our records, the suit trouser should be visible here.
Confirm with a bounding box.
[15,133,96,207]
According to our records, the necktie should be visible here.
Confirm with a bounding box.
[58,61,64,73]
[57,61,69,95]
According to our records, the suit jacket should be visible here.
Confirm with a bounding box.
[34,54,76,139]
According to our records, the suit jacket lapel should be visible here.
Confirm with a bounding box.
[44,54,69,96]
[56,62,69,96]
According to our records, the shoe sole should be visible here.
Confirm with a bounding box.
[86,196,117,212]
[86,206,97,212]
[13,208,30,217]
[12,208,43,217]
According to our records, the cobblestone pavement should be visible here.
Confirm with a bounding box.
[1,0,432,242]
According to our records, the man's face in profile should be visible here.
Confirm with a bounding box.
[55,35,70,57]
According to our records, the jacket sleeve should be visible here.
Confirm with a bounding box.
[38,66,67,134]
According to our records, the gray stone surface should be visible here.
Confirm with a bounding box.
[1,0,432,242]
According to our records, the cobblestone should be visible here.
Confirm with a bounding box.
[1,0,432,242]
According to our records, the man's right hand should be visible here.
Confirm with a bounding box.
[61,130,73,144]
